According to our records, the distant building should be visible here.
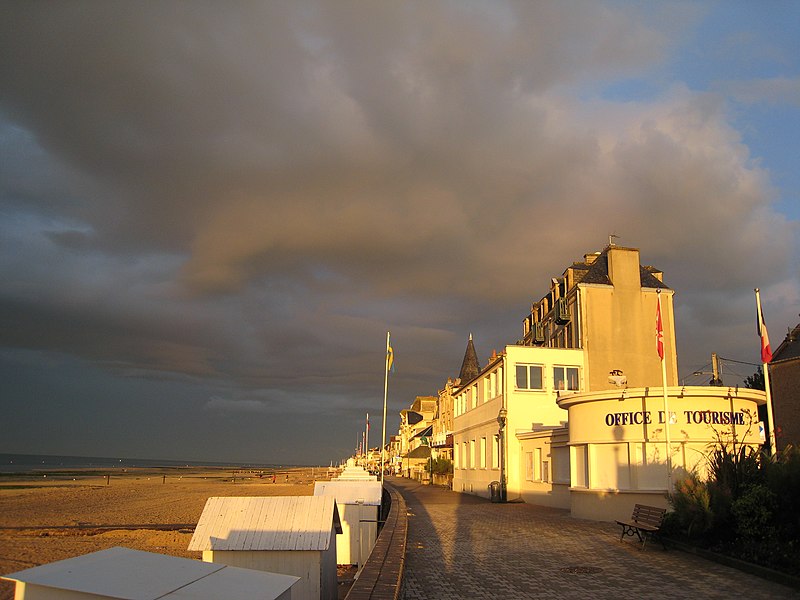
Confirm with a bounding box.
[398,396,436,479]
[770,321,800,451]
[431,378,456,462]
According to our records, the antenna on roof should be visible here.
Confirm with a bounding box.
[608,233,620,247]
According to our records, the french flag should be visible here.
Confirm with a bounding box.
[757,298,773,364]
[656,290,664,360]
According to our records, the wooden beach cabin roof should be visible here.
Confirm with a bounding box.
[188,496,342,552]
[314,479,383,505]
[337,466,378,480]
[0,546,298,600]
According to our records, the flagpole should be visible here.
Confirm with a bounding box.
[755,288,777,455]
[365,412,369,470]
[657,289,673,495]
[380,332,390,484]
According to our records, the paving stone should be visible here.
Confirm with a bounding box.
[389,478,798,600]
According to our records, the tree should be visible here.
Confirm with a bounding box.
[744,367,765,391]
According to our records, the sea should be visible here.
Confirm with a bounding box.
[0,453,286,474]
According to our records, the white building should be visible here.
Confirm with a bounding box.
[449,245,767,521]
[452,345,583,499]
[189,496,342,600]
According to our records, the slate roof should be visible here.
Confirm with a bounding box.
[459,334,480,381]
[411,425,433,440]
[574,247,670,289]
[402,410,423,425]
[405,445,432,459]
[773,322,800,362]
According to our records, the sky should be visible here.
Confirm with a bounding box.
[1,1,798,466]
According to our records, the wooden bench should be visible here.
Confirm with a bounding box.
[616,504,666,550]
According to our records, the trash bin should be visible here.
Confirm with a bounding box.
[489,481,501,503]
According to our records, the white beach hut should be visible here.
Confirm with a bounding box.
[313,480,382,567]
[0,546,299,600]
[189,496,342,600]
[336,466,377,481]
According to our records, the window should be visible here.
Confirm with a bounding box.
[492,435,500,469]
[469,440,475,469]
[541,460,550,483]
[485,373,496,401]
[594,443,630,490]
[472,383,479,407]
[480,437,487,469]
[533,448,541,480]
[573,445,588,488]
[553,366,580,391]
[515,364,543,390]
[553,447,570,483]
[525,452,533,480]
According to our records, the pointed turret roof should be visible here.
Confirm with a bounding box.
[459,334,480,382]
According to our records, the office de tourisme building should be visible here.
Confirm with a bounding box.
[403,245,767,522]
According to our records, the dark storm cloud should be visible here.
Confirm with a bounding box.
[0,1,796,462]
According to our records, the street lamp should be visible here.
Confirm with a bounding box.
[497,408,508,503]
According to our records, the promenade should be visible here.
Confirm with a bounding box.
[389,478,798,600]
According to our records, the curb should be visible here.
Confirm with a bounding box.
[664,537,800,591]
[344,484,408,600]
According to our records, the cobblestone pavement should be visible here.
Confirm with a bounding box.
[390,478,798,600]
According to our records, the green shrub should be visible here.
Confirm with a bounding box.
[669,473,713,538]
[763,445,800,543]
[670,442,800,575]
[425,456,453,475]
[731,483,777,541]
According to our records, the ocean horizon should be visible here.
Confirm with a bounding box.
[0,452,298,474]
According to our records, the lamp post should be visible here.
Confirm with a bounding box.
[497,408,507,503]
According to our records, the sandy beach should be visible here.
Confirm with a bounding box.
[0,466,329,600]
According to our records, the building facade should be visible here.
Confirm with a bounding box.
[430,379,455,462]
[448,245,767,521]
[398,396,437,479]
[452,345,583,498]
[770,322,800,451]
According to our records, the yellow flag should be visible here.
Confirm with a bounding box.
[387,344,394,373]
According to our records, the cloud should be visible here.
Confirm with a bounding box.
[205,397,273,415]
[0,2,797,461]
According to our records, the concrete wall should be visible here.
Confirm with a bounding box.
[580,248,678,392]
[560,386,766,521]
